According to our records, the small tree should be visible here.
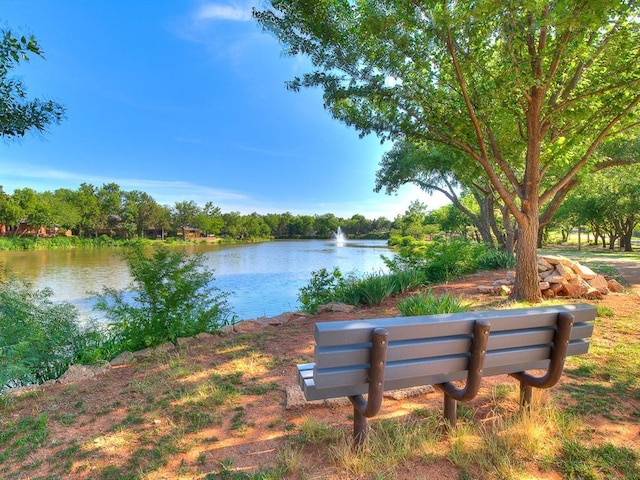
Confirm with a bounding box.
[94,245,232,355]
[0,275,81,389]
[172,200,201,240]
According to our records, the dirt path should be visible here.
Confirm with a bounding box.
[604,257,640,296]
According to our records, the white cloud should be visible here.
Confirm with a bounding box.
[195,3,253,22]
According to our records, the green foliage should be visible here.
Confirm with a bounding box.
[350,272,397,306]
[0,276,82,389]
[94,245,232,356]
[397,290,471,317]
[0,235,133,251]
[298,266,427,311]
[475,247,516,270]
[387,238,497,284]
[1,27,65,139]
[297,267,347,313]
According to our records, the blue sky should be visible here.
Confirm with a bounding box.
[1,1,447,219]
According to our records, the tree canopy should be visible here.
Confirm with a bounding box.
[1,26,65,139]
[255,0,640,301]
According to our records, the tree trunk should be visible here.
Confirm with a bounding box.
[621,217,635,252]
[476,195,495,248]
[513,214,542,302]
[501,206,516,256]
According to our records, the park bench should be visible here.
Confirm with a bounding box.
[297,303,596,443]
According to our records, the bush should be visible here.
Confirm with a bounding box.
[386,238,513,284]
[94,245,232,356]
[0,275,83,389]
[476,247,516,270]
[351,272,397,306]
[397,290,471,316]
[297,267,347,313]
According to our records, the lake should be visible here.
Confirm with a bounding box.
[0,239,393,322]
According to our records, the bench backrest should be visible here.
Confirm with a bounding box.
[299,303,596,400]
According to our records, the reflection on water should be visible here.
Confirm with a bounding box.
[0,239,392,321]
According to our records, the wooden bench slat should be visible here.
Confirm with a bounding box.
[314,322,593,368]
[312,340,589,390]
[314,303,595,346]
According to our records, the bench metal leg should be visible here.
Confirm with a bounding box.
[519,380,533,410]
[510,312,574,410]
[348,327,389,445]
[443,394,457,427]
[436,319,491,427]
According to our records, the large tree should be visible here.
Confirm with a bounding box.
[1,27,65,139]
[255,1,640,302]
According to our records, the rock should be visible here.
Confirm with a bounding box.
[607,279,625,293]
[134,342,176,359]
[537,257,554,272]
[572,262,597,280]
[110,351,135,366]
[196,332,216,341]
[4,384,43,397]
[57,365,100,384]
[219,324,235,335]
[316,302,356,314]
[544,273,567,284]
[555,263,575,280]
[607,278,625,293]
[384,385,435,400]
[587,275,610,294]
[256,312,296,325]
[285,385,350,409]
[477,254,626,299]
[497,285,511,295]
[476,285,497,294]
[585,287,603,299]
[542,255,575,267]
[550,283,565,293]
[176,337,198,347]
[560,282,588,298]
[231,320,265,334]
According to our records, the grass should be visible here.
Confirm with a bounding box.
[0,267,639,478]
[396,289,471,316]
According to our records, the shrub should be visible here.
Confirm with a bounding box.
[352,272,397,306]
[0,275,83,389]
[389,268,426,293]
[297,267,347,313]
[94,245,232,356]
[397,290,471,316]
[476,247,516,270]
[386,238,513,284]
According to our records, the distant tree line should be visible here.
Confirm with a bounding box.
[2,173,635,246]
[0,183,401,240]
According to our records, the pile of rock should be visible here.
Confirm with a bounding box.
[478,254,626,299]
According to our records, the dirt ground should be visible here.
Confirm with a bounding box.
[3,268,640,479]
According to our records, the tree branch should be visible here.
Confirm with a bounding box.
[540,93,640,204]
